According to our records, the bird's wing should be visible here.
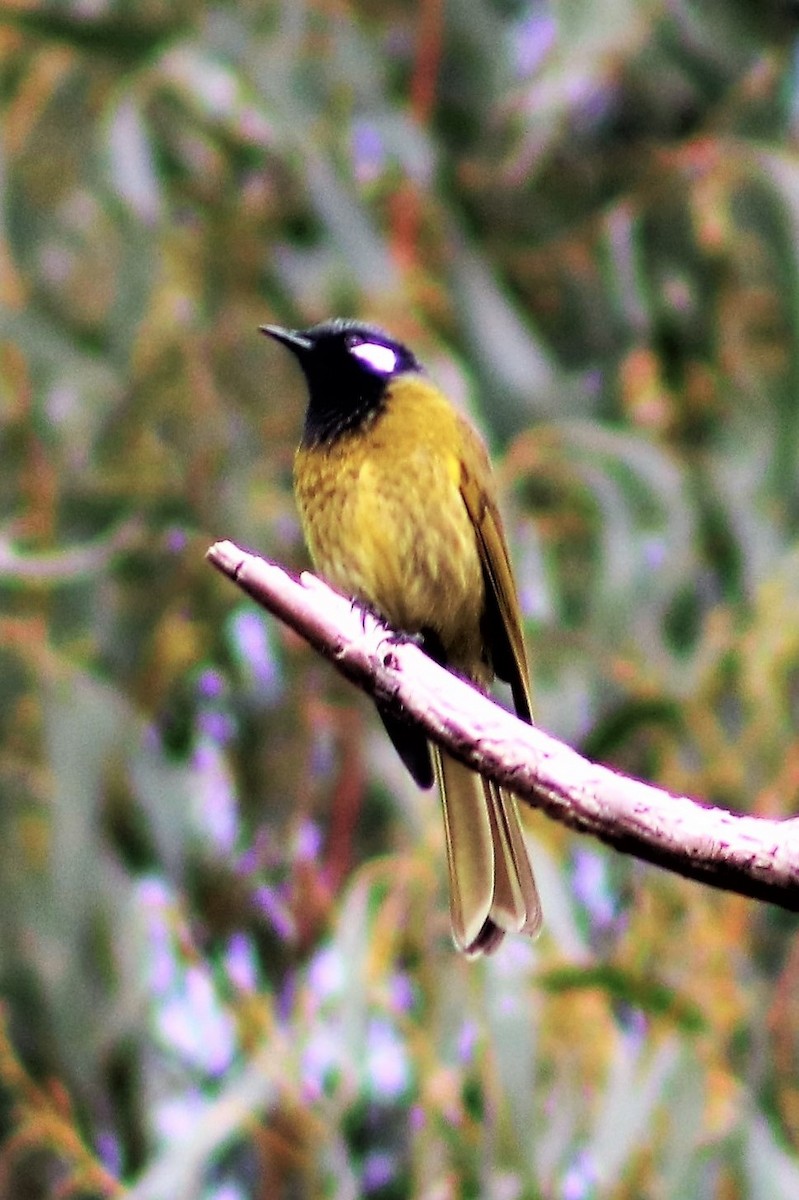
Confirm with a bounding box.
[456,444,542,950]
[458,446,533,723]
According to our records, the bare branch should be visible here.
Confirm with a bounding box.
[207,539,799,911]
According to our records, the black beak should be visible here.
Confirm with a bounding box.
[260,325,313,355]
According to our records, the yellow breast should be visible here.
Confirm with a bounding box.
[293,376,489,674]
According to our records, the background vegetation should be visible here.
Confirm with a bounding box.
[3,0,799,1195]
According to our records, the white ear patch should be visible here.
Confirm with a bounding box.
[349,341,398,374]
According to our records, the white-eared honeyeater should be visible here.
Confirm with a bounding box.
[263,319,541,955]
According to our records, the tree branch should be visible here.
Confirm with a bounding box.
[207,539,799,912]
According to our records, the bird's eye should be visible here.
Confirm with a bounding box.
[348,340,398,374]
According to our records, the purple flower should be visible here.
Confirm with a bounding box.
[362,1151,396,1192]
[352,120,386,184]
[225,933,258,992]
[409,1104,425,1133]
[193,741,239,853]
[643,537,667,571]
[197,667,226,701]
[388,972,416,1016]
[197,709,236,745]
[457,1019,478,1066]
[138,877,179,993]
[165,525,189,554]
[227,609,283,702]
[571,848,617,932]
[95,1130,122,1175]
[301,1027,343,1101]
[561,1150,598,1200]
[365,1018,411,1102]
[253,884,296,942]
[294,819,323,863]
[157,965,236,1075]
[307,946,345,1002]
[513,12,556,78]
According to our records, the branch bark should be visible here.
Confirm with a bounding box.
[207,539,799,911]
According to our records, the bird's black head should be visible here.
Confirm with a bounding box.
[262,318,423,445]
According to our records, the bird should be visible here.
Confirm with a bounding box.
[262,318,542,955]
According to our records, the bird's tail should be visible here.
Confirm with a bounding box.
[433,747,542,956]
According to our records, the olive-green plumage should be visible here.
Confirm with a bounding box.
[263,318,542,955]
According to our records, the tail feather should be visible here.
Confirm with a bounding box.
[433,747,541,955]
[434,748,494,952]
[490,782,542,937]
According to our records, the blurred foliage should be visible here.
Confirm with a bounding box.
[3,0,799,1195]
